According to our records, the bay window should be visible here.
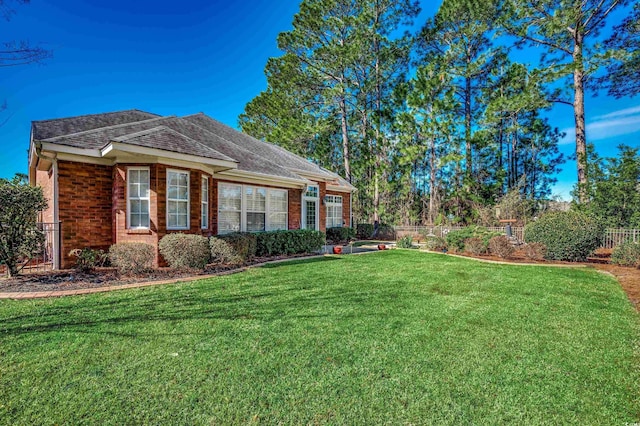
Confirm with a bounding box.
[127,167,150,229]
[167,169,189,230]
[218,183,288,234]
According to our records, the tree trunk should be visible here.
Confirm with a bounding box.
[465,76,472,177]
[339,91,351,183]
[428,137,437,224]
[573,34,588,203]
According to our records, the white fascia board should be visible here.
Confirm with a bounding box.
[326,184,355,193]
[216,169,310,189]
[40,142,103,158]
[103,142,238,171]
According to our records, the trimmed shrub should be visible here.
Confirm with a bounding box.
[465,237,487,255]
[69,248,107,273]
[446,226,500,252]
[424,236,447,251]
[209,237,240,265]
[356,224,374,239]
[159,233,210,269]
[524,211,604,261]
[377,223,396,241]
[109,243,155,275]
[218,232,257,262]
[326,227,356,244]
[523,242,547,261]
[611,242,640,268]
[255,229,324,257]
[488,235,515,259]
[397,235,413,249]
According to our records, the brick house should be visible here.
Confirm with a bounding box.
[28,110,355,269]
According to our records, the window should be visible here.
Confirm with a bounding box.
[305,185,319,198]
[268,189,288,230]
[218,183,241,234]
[326,195,343,228]
[201,176,209,229]
[218,183,288,233]
[127,167,150,229]
[167,169,189,230]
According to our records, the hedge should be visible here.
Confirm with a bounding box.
[326,227,356,244]
[254,229,325,257]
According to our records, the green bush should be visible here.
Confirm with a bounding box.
[209,237,240,265]
[488,235,515,259]
[356,224,374,239]
[69,248,107,273]
[159,233,210,269]
[611,242,640,268]
[218,233,257,262]
[424,236,447,251]
[445,226,499,252]
[377,224,396,240]
[524,211,604,261]
[254,229,325,257]
[109,243,155,275]
[465,237,487,255]
[396,235,413,249]
[326,227,356,244]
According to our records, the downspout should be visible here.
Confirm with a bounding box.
[34,141,60,269]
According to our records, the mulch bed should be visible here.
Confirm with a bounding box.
[451,248,640,311]
[0,253,316,293]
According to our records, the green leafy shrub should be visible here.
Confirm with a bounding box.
[159,233,210,269]
[465,237,487,255]
[524,211,604,261]
[396,235,413,249]
[424,236,447,251]
[611,242,640,268]
[109,243,155,275]
[218,232,257,262]
[209,237,240,265]
[488,235,515,259]
[356,224,374,239]
[446,226,499,252]
[326,227,356,244]
[69,248,107,273]
[255,229,324,257]
[523,242,547,261]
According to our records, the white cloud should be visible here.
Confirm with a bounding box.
[559,105,640,145]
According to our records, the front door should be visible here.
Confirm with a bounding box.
[302,185,319,230]
[303,199,318,230]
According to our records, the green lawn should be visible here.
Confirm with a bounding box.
[1,251,639,424]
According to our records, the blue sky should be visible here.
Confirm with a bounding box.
[0,0,638,201]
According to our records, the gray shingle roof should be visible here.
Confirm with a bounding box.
[111,126,235,162]
[32,109,160,140]
[32,109,353,188]
[183,113,336,179]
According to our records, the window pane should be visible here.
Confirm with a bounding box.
[247,212,265,232]
[140,213,149,227]
[167,186,178,200]
[268,212,287,231]
[177,201,187,215]
[131,200,141,214]
[219,211,241,234]
[178,186,188,200]
[140,183,149,198]
[168,201,177,214]
[130,214,141,228]
[178,173,188,187]
[177,214,187,228]
[168,172,178,187]
[139,170,149,183]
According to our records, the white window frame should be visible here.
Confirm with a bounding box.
[218,182,242,235]
[267,189,288,231]
[217,182,289,234]
[326,195,343,228]
[127,166,150,229]
[166,169,190,230]
[201,176,209,230]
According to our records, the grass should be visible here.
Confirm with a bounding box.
[1,251,639,424]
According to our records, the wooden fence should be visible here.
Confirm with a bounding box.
[393,225,639,249]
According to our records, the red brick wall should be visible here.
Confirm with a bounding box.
[35,168,54,223]
[288,188,302,230]
[58,161,113,268]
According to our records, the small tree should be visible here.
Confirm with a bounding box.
[0,177,48,276]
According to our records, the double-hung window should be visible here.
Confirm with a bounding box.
[326,195,343,228]
[167,169,189,230]
[267,189,288,231]
[218,183,242,234]
[245,186,267,232]
[127,167,150,229]
[201,176,209,229]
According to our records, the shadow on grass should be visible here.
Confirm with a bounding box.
[260,256,343,269]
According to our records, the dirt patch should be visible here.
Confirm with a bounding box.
[0,253,315,293]
[449,248,640,311]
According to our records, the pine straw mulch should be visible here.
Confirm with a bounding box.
[0,253,316,294]
[450,248,640,311]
